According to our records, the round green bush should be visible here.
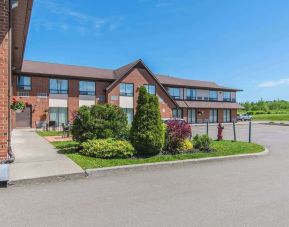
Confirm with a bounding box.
[193,134,213,152]
[81,139,135,159]
[71,104,129,143]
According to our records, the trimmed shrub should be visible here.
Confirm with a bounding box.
[71,104,129,143]
[164,120,192,154]
[130,86,165,156]
[193,134,213,152]
[180,139,193,152]
[81,138,135,159]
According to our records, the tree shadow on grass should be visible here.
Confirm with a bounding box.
[54,142,80,155]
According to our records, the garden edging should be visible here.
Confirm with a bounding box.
[86,147,269,177]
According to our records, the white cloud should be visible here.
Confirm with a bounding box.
[258,78,289,88]
[34,0,122,35]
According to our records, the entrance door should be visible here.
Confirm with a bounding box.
[16,106,32,128]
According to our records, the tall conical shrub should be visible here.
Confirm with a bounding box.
[130,86,165,156]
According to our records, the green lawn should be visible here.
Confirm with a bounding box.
[51,140,265,170]
[253,114,289,121]
[36,130,64,137]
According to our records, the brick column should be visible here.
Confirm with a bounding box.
[0,0,9,160]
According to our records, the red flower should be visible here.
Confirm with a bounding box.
[25,102,29,106]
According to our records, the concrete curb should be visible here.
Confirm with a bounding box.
[7,148,269,186]
[86,147,269,177]
[8,172,87,187]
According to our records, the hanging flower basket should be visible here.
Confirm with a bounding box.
[10,98,29,112]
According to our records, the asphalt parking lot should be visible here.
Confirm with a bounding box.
[1,123,289,227]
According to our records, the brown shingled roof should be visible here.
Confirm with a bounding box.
[177,100,244,109]
[20,60,242,92]
[21,60,116,80]
[156,74,242,91]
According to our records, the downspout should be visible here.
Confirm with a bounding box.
[1,0,15,164]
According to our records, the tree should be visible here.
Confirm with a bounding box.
[71,104,129,143]
[130,86,165,156]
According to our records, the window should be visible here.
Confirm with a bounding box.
[223,109,231,122]
[209,90,218,101]
[168,87,181,99]
[122,108,134,124]
[120,83,134,96]
[188,109,196,123]
[49,107,68,127]
[50,79,68,94]
[144,84,156,95]
[186,89,196,100]
[209,109,218,123]
[79,81,95,95]
[17,76,31,90]
[223,92,231,102]
[172,108,182,118]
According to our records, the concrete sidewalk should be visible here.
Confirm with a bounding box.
[9,129,85,184]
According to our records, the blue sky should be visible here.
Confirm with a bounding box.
[25,0,289,102]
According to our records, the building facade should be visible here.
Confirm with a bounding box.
[12,60,243,128]
[0,0,33,160]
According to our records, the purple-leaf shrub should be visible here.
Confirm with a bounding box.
[164,120,192,154]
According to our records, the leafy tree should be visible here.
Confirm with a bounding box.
[130,86,165,156]
[71,104,129,143]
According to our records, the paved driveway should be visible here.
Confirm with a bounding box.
[1,124,289,227]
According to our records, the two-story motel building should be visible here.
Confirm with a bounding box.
[13,60,243,128]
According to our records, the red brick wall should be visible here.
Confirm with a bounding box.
[96,81,111,104]
[68,79,78,121]
[196,109,210,123]
[12,75,49,128]
[107,67,176,118]
[218,109,223,123]
[0,0,9,159]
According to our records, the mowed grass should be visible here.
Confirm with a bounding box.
[37,130,64,137]
[253,114,289,121]
[51,140,265,170]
